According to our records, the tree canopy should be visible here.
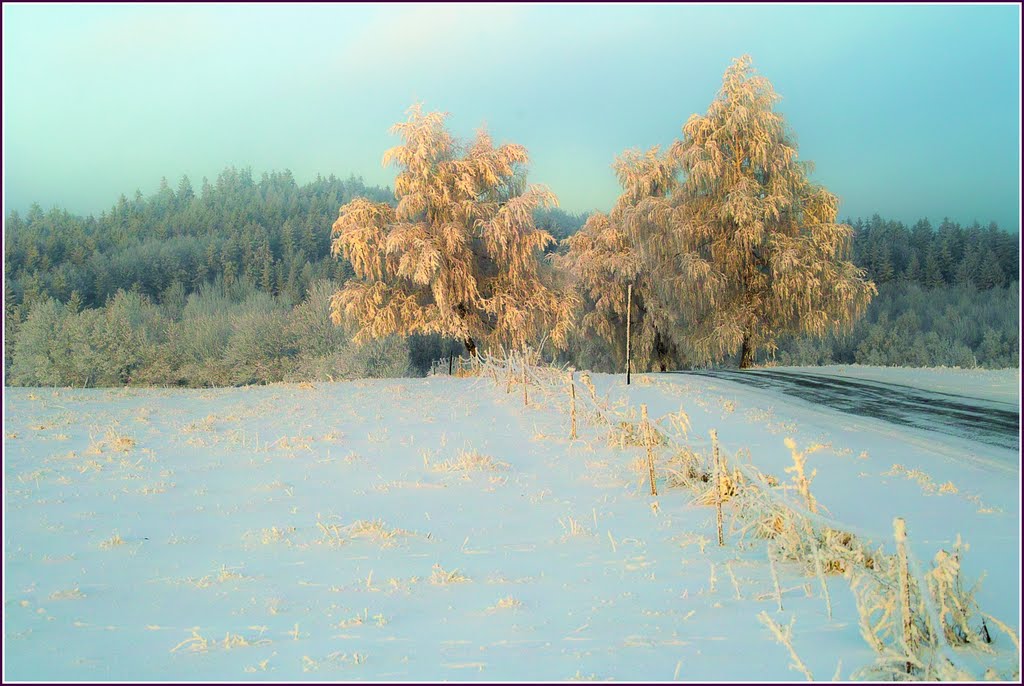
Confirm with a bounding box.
[330,105,576,356]
[627,55,877,367]
[557,147,687,372]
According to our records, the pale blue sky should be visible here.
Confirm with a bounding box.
[2,3,1020,229]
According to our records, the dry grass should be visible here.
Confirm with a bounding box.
[301,651,367,672]
[266,435,314,454]
[430,564,470,585]
[170,627,271,654]
[99,533,126,549]
[366,427,389,444]
[336,608,389,629]
[664,446,711,488]
[429,449,508,473]
[608,418,667,449]
[490,596,523,611]
[138,482,173,495]
[558,516,592,539]
[758,612,814,681]
[885,463,959,499]
[316,517,347,547]
[186,564,249,589]
[783,437,826,513]
[49,587,86,601]
[87,426,136,454]
[247,525,296,546]
[347,519,411,547]
[182,415,218,434]
[694,464,742,507]
[474,352,1015,681]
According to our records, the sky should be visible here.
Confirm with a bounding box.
[2,3,1021,230]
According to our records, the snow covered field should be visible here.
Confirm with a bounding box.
[3,367,1020,681]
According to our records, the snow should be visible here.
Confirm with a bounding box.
[3,369,1020,681]
[770,365,1021,407]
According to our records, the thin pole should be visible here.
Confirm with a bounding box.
[568,371,577,440]
[522,355,528,407]
[625,283,633,385]
[712,429,724,546]
[895,517,913,674]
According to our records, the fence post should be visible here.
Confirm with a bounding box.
[642,404,657,496]
[894,517,913,674]
[568,371,577,440]
[711,429,724,546]
[505,355,514,394]
[625,283,633,386]
[522,356,528,407]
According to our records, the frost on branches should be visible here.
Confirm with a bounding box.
[330,105,576,357]
[563,56,876,369]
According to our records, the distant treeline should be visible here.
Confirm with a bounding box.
[2,168,1019,386]
[4,169,386,311]
[848,215,1017,290]
[5,278,446,388]
[2,167,587,311]
[767,215,1019,369]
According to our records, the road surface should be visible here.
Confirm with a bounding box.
[678,368,1020,451]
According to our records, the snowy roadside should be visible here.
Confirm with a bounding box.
[766,365,1020,407]
[3,369,1020,681]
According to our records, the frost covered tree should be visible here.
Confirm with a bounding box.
[330,105,575,357]
[557,147,687,371]
[633,55,876,367]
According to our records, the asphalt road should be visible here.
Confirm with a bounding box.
[677,368,1020,451]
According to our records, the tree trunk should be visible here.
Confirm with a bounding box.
[740,334,755,369]
[464,337,477,358]
[653,332,668,373]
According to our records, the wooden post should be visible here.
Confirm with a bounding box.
[625,283,633,385]
[569,371,577,440]
[642,404,657,496]
[711,429,724,546]
[894,517,913,674]
[505,355,514,394]
[522,356,528,406]
[449,355,453,375]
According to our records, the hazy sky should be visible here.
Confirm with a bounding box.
[2,3,1021,229]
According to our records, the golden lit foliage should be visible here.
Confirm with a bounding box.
[557,147,688,371]
[567,56,876,369]
[331,104,577,355]
[656,55,876,366]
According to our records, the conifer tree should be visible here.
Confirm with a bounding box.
[330,105,576,356]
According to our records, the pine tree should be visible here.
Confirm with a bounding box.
[261,255,275,294]
[65,290,84,314]
[330,104,576,356]
[904,253,921,283]
[626,55,875,367]
[4,279,21,373]
[977,249,1005,290]
[176,175,195,206]
[923,248,945,289]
